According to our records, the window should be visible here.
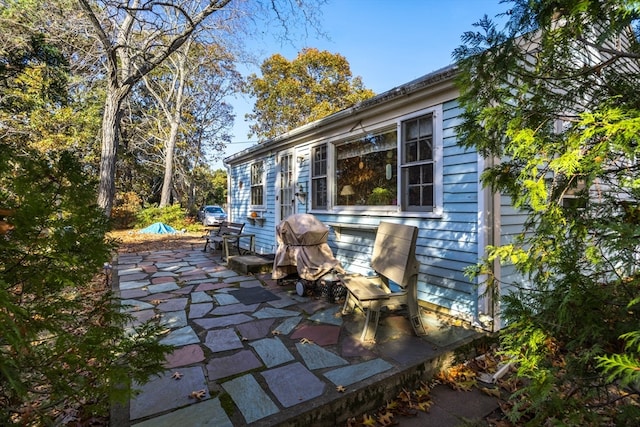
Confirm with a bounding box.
[335,129,397,206]
[311,144,327,209]
[308,107,441,214]
[250,161,264,206]
[401,114,435,211]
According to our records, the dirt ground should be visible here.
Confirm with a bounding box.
[108,229,207,253]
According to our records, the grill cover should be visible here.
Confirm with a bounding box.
[272,214,344,280]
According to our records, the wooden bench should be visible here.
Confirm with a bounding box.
[341,221,426,342]
[202,222,244,253]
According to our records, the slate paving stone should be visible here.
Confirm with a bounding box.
[151,272,177,278]
[296,342,348,370]
[252,307,300,319]
[222,374,279,424]
[309,306,343,326]
[156,262,188,270]
[250,337,295,368]
[213,293,240,305]
[324,358,394,387]
[223,275,255,284]
[290,324,341,346]
[159,311,187,329]
[204,328,244,353]
[236,318,276,340]
[341,335,377,359]
[150,276,176,285]
[376,334,438,365]
[297,299,332,314]
[140,265,157,273]
[119,288,149,299]
[147,282,180,294]
[267,294,298,308]
[159,326,200,347]
[209,270,239,279]
[209,303,259,316]
[157,297,188,312]
[194,283,217,292]
[120,280,151,290]
[261,362,326,407]
[206,349,263,380]
[130,366,209,421]
[117,272,147,281]
[237,279,263,287]
[188,302,213,318]
[131,397,233,427]
[274,316,302,335]
[120,299,155,312]
[140,292,173,302]
[191,291,213,303]
[164,344,205,368]
[194,313,254,329]
[118,267,144,276]
[129,309,156,326]
[171,285,194,295]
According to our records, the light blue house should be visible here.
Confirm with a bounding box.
[224,65,523,331]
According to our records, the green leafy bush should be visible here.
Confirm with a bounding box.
[0,144,171,425]
[134,204,200,231]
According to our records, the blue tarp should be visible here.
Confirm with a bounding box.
[138,222,177,234]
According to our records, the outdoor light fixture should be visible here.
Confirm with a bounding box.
[340,185,355,205]
[295,184,307,204]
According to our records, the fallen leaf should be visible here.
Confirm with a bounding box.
[171,371,183,380]
[362,414,377,426]
[150,299,162,305]
[377,410,394,426]
[271,329,281,335]
[299,337,313,344]
[189,389,206,400]
[336,385,346,393]
[416,400,432,412]
[480,386,501,398]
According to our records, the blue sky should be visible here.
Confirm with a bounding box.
[214,0,508,168]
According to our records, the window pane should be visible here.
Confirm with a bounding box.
[419,118,433,137]
[408,186,420,206]
[405,141,417,163]
[335,129,397,206]
[405,121,418,140]
[422,163,433,183]
[313,145,327,176]
[422,185,433,206]
[419,138,433,161]
[312,178,327,208]
[408,165,420,185]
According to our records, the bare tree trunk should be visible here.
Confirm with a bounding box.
[97,88,127,216]
[159,120,179,206]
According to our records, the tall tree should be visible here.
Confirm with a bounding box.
[244,47,375,141]
[140,38,239,207]
[77,0,326,216]
[454,0,640,424]
[77,0,236,216]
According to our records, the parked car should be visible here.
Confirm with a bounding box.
[200,205,227,226]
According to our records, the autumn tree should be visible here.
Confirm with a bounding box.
[244,47,375,141]
[454,0,640,424]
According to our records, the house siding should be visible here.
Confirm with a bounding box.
[224,68,525,327]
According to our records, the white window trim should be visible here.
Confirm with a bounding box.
[250,160,265,210]
[307,104,444,218]
[398,105,444,216]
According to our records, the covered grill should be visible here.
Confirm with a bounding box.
[272,214,344,282]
